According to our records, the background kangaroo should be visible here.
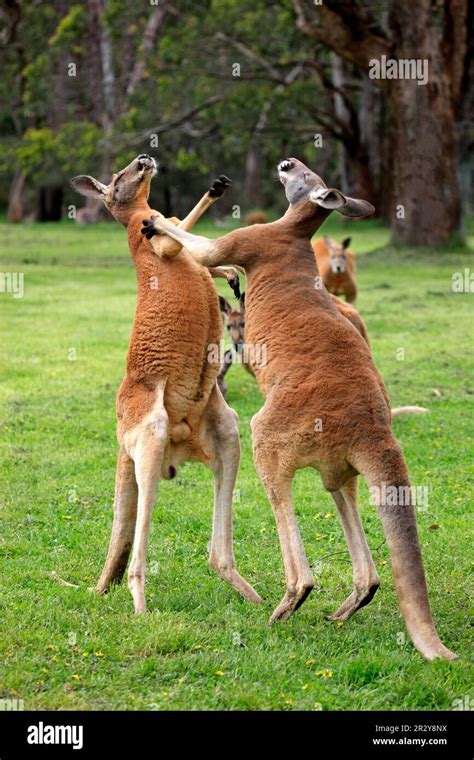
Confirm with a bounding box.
[70,154,261,614]
[217,292,425,418]
[217,292,367,396]
[143,158,456,660]
[313,235,357,303]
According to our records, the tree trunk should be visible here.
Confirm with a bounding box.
[7,170,26,223]
[345,143,376,209]
[244,143,262,209]
[294,0,467,244]
[389,80,460,243]
[330,55,377,209]
[37,186,63,221]
[385,2,461,243]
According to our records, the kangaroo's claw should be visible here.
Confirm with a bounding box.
[209,175,232,198]
[141,215,159,239]
[229,276,241,300]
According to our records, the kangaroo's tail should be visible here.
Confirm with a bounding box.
[391,405,429,418]
[350,437,457,661]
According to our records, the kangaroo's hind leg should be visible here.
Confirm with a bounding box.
[126,382,169,614]
[95,446,138,593]
[327,476,380,621]
[252,409,315,624]
[199,385,262,603]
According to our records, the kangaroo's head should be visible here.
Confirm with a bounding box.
[219,294,246,347]
[277,158,374,220]
[71,154,157,226]
[325,236,352,273]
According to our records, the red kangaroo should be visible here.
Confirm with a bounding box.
[313,235,357,303]
[143,157,457,660]
[69,155,261,613]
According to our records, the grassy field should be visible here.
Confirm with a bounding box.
[0,214,472,711]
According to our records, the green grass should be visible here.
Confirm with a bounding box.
[0,215,472,711]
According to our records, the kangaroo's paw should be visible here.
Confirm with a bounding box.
[141,214,160,239]
[208,175,232,198]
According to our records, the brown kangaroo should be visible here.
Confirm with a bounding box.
[143,157,456,660]
[217,292,426,417]
[70,154,261,614]
[218,292,366,385]
[217,294,253,398]
[313,235,357,303]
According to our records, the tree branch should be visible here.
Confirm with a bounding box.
[215,31,290,83]
[125,4,174,103]
[103,95,223,149]
[293,0,390,71]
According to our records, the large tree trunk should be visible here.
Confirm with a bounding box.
[294,0,468,244]
[389,82,460,243]
[388,4,461,243]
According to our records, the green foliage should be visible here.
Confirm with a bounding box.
[15,123,102,184]
[175,148,209,174]
[48,5,86,48]
[0,0,329,213]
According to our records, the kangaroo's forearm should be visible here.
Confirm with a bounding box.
[148,191,217,259]
[178,193,215,232]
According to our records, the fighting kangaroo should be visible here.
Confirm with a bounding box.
[69,154,261,613]
[142,157,456,660]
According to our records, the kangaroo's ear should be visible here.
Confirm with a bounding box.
[342,237,352,249]
[218,295,232,315]
[309,187,346,210]
[309,187,374,218]
[70,175,108,199]
[338,197,374,218]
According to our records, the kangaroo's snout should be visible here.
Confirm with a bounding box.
[278,158,295,173]
[136,154,157,172]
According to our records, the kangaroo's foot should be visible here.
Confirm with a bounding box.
[269,576,315,624]
[326,579,380,621]
[209,557,262,604]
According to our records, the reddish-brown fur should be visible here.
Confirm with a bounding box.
[70,156,261,613]
[217,293,369,397]
[146,158,456,660]
[313,236,357,303]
